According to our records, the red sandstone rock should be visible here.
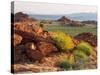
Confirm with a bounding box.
[36,42,58,56]
[25,42,58,61]
[14,45,29,63]
[13,34,22,47]
[74,32,97,46]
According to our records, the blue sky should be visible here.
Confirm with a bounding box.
[13,1,97,14]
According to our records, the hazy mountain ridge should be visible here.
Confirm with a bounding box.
[67,13,97,21]
[29,13,97,21]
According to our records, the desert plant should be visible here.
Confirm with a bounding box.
[50,31,75,52]
[74,50,87,60]
[72,56,86,70]
[58,54,75,70]
[76,41,93,56]
[58,60,72,70]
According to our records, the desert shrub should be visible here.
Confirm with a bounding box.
[58,55,88,70]
[58,60,72,70]
[72,56,86,70]
[58,51,90,70]
[58,54,75,70]
[76,41,93,56]
[74,50,87,60]
[50,31,75,52]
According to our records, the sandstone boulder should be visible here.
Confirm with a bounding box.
[14,45,30,63]
[25,42,58,61]
[36,42,58,56]
[74,32,97,46]
[13,34,22,47]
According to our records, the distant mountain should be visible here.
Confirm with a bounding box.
[29,13,97,21]
[14,12,37,22]
[67,13,97,21]
[29,14,61,20]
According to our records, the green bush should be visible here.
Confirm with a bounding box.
[58,59,72,70]
[76,41,93,56]
[74,50,87,60]
[59,61,71,70]
[58,54,75,70]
